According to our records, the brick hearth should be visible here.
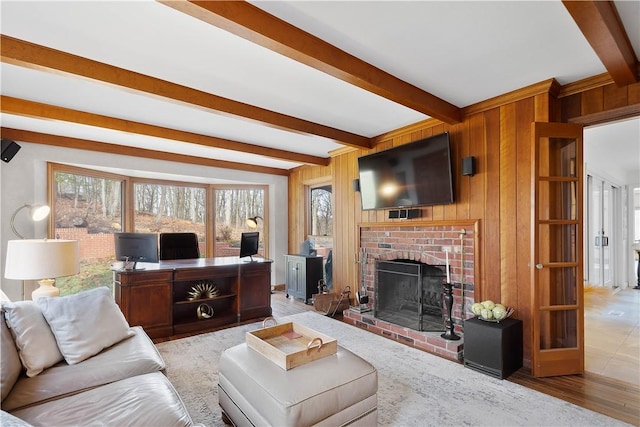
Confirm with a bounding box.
[343,222,476,363]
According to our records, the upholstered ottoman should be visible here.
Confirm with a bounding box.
[218,343,378,426]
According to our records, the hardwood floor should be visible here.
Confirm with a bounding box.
[271,290,640,426]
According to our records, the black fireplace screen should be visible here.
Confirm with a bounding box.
[375,260,446,332]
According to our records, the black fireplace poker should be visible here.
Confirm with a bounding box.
[441,282,461,341]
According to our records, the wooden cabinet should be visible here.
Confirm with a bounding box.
[114,270,173,339]
[114,257,272,339]
[239,261,272,321]
[284,255,323,304]
[463,317,523,379]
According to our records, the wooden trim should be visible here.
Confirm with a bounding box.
[1,128,290,176]
[567,103,640,126]
[160,1,462,125]
[0,96,328,167]
[0,34,370,150]
[562,1,638,86]
[557,73,615,98]
[463,79,560,116]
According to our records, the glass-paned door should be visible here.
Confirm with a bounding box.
[587,176,618,287]
[531,122,584,377]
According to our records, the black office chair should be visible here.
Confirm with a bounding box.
[159,232,200,260]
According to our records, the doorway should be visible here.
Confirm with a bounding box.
[583,117,639,386]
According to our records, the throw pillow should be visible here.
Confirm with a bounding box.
[2,301,64,377]
[37,287,134,365]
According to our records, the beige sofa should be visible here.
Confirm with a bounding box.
[1,287,194,426]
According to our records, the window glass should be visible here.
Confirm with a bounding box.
[52,170,123,295]
[310,185,333,237]
[214,188,265,257]
[133,182,206,255]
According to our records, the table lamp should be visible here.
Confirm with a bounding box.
[4,239,80,300]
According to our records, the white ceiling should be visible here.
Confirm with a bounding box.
[1,0,639,174]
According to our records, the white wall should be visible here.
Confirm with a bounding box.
[1,142,288,301]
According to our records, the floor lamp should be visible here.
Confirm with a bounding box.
[4,239,80,301]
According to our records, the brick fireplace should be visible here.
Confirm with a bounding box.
[343,222,477,362]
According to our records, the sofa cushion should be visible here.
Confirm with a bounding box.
[2,326,165,411]
[37,287,134,365]
[2,302,64,377]
[10,372,194,427]
[1,309,23,400]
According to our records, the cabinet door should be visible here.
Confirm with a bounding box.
[285,257,302,298]
[115,271,173,338]
[239,262,272,320]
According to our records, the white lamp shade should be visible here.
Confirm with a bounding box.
[4,239,80,280]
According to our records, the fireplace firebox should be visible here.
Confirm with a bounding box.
[375,260,446,332]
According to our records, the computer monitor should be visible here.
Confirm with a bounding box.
[114,232,159,269]
[239,232,259,261]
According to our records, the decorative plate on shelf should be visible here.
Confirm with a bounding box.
[187,281,219,300]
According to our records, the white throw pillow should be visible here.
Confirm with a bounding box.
[3,301,64,377]
[37,287,134,365]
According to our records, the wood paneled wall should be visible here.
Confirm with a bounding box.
[289,77,640,363]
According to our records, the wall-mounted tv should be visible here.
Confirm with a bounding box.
[357,132,454,210]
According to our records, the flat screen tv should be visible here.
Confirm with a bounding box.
[357,132,454,210]
[239,232,260,261]
[114,232,159,269]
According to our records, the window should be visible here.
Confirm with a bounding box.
[214,187,266,257]
[133,181,206,256]
[51,166,125,295]
[49,163,269,296]
[310,185,332,237]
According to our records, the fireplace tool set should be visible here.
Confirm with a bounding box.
[353,248,371,313]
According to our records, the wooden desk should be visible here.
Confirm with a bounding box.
[114,257,272,338]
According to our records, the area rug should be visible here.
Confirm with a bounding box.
[156,311,628,427]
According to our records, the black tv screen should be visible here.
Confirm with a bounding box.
[357,132,454,210]
[114,232,159,268]
[240,232,260,261]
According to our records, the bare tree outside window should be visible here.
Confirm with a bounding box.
[53,170,123,295]
[311,185,332,237]
[133,182,206,255]
[50,165,269,295]
[215,188,265,257]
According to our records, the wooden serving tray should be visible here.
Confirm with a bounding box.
[246,318,337,370]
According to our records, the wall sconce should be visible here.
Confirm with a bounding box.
[4,239,80,300]
[10,204,51,239]
[246,216,263,229]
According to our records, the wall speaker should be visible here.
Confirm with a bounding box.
[462,156,475,176]
[1,139,21,163]
[353,178,360,192]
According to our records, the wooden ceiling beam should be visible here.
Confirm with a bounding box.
[1,96,330,167]
[160,0,462,124]
[563,0,638,86]
[0,34,370,150]
[1,128,290,176]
